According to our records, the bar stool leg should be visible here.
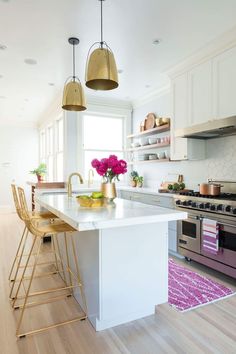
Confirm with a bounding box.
[54,234,67,285]
[64,232,73,294]
[70,233,88,315]
[16,238,42,338]
[12,235,37,308]
[9,229,29,300]
[52,235,59,273]
[8,225,27,281]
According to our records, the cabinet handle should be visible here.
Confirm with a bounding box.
[150,198,160,202]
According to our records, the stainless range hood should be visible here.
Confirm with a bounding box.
[175,116,236,139]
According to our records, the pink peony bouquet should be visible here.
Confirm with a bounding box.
[91,155,127,183]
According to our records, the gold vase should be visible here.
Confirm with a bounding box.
[101,182,117,202]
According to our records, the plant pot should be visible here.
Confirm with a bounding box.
[37,174,44,182]
[137,182,143,188]
[130,180,137,187]
[101,182,117,202]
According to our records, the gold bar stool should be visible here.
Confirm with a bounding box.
[13,187,87,338]
[9,185,59,299]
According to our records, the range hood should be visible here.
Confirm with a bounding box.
[175,116,236,139]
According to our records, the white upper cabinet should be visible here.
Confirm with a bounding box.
[213,46,236,119]
[171,73,188,160]
[171,73,206,161]
[188,61,212,125]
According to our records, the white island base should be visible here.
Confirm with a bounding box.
[59,222,168,331]
[36,195,186,331]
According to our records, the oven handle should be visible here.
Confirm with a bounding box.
[217,222,236,229]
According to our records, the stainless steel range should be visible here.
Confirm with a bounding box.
[174,191,236,278]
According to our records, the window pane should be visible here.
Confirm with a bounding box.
[40,131,45,158]
[84,151,124,181]
[56,152,64,181]
[57,119,64,152]
[47,126,53,155]
[48,155,53,181]
[83,115,123,150]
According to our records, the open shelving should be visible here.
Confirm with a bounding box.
[128,158,170,165]
[127,124,170,139]
[127,141,170,152]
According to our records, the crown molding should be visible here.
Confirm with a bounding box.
[132,84,170,109]
[87,95,132,112]
[166,25,236,78]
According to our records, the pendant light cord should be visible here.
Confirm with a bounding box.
[73,42,75,80]
[100,0,104,48]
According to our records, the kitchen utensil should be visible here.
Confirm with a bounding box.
[199,183,223,196]
[148,137,157,145]
[140,121,145,132]
[144,113,156,130]
[155,117,163,126]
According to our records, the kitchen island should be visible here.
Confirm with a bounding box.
[36,193,187,331]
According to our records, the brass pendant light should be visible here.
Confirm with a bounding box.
[62,37,86,111]
[85,0,118,91]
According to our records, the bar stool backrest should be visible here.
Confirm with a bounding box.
[17,187,45,238]
[11,184,24,220]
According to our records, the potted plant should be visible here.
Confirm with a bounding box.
[130,171,139,187]
[136,176,144,188]
[30,163,47,182]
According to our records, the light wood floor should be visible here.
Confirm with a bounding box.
[1,212,236,354]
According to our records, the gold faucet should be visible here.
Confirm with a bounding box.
[67,172,84,197]
[88,169,94,188]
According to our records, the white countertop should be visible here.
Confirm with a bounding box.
[34,185,174,198]
[36,194,187,231]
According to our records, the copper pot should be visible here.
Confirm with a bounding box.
[199,183,223,196]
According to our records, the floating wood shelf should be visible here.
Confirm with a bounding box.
[128,158,170,165]
[127,142,170,152]
[127,124,170,139]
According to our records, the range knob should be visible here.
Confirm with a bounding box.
[232,208,236,215]
[191,202,197,208]
[217,204,223,211]
[187,200,192,206]
[199,203,204,209]
[210,204,216,211]
[205,202,211,208]
[225,205,231,212]
[176,200,181,205]
[182,201,188,206]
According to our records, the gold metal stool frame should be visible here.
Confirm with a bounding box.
[13,187,87,338]
[9,185,59,300]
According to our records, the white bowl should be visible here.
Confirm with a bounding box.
[148,137,157,145]
[157,151,165,159]
[131,142,140,148]
[139,137,149,146]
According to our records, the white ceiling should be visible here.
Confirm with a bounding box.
[1,0,236,124]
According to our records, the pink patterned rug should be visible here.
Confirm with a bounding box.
[168,259,235,312]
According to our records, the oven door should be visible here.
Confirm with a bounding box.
[178,215,201,253]
[201,219,236,268]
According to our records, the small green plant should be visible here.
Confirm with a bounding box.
[137,176,144,183]
[130,170,139,180]
[30,163,47,176]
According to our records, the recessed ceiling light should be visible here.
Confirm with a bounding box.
[0,44,7,50]
[0,75,3,79]
[24,58,37,65]
[118,69,123,74]
[48,82,55,86]
[145,84,151,88]
[24,98,29,102]
[0,95,6,99]
[152,39,162,45]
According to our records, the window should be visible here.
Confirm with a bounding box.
[82,114,124,180]
[39,116,64,182]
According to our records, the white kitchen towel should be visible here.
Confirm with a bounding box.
[202,218,219,255]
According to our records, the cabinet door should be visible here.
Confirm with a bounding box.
[188,61,212,125]
[213,46,236,119]
[170,73,188,160]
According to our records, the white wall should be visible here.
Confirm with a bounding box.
[132,92,236,192]
[0,125,38,209]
